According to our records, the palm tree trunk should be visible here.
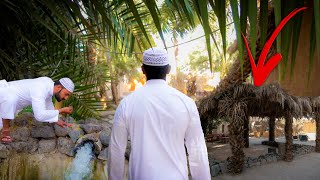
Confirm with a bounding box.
[106,49,119,105]
[228,102,246,174]
[284,114,293,161]
[174,32,179,72]
[269,116,275,141]
[111,79,119,105]
[88,41,97,65]
[243,115,249,148]
[316,113,320,152]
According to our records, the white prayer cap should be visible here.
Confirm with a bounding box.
[59,77,74,93]
[143,47,169,66]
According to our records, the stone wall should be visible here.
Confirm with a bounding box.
[0,112,116,163]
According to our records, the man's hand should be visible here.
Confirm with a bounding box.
[59,106,73,114]
[56,119,72,128]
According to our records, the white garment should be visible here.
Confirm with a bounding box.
[0,77,59,126]
[108,79,210,180]
[0,80,9,128]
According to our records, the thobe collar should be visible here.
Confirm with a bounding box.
[145,79,167,86]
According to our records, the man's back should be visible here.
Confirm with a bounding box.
[8,77,53,100]
[125,79,191,179]
[109,79,210,180]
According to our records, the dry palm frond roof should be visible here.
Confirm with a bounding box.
[198,83,317,123]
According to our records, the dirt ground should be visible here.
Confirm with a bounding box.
[206,140,270,161]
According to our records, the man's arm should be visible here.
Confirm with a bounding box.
[32,96,59,123]
[108,102,128,180]
[45,98,55,110]
[44,97,73,128]
[185,101,211,180]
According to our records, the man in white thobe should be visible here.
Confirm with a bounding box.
[0,77,74,143]
[108,48,211,180]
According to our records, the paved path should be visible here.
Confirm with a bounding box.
[215,152,320,180]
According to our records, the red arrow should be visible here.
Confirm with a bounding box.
[242,7,307,86]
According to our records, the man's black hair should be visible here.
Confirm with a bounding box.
[143,64,170,80]
[54,81,61,86]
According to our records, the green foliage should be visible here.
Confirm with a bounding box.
[230,0,244,77]
[1,0,320,121]
[188,51,211,74]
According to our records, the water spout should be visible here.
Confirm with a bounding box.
[65,142,94,180]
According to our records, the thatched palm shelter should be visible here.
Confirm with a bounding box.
[198,83,320,174]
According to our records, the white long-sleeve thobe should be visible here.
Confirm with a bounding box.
[108,79,210,180]
[0,77,59,123]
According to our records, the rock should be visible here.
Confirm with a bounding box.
[54,124,69,137]
[59,115,76,124]
[11,138,39,153]
[247,157,261,167]
[85,118,99,124]
[32,118,46,127]
[57,137,75,157]
[219,162,228,173]
[208,155,219,166]
[10,141,28,153]
[260,157,267,165]
[99,130,111,146]
[11,127,30,142]
[106,114,114,120]
[68,127,84,143]
[98,147,108,160]
[31,126,55,139]
[244,162,250,168]
[65,116,75,123]
[75,133,102,155]
[13,112,34,127]
[0,144,9,158]
[27,137,39,153]
[38,139,56,153]
[100,110,116,117]
[100,122,113,132]
[80,123,103,134]
[265,154,273,162]
[211,164,221,177]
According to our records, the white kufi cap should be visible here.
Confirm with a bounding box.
[143,47,169,66]
[59,78,75,93]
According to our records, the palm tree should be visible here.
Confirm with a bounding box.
[0,0,156,118]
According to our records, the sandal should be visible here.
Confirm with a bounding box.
[0,129,12,144]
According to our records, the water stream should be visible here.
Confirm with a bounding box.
[65,143,94,180]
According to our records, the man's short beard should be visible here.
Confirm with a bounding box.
[55,89,63,102]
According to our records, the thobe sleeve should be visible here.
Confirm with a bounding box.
[185,101,211,180]
[45,98,55,110]
[108,101,128,180]
[30,87,59,123]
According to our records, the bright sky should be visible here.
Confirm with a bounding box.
[153,24,237,87]
[153,26,206,74]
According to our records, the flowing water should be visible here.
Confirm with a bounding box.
[65,143,94,180]
[0,144,130,179]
